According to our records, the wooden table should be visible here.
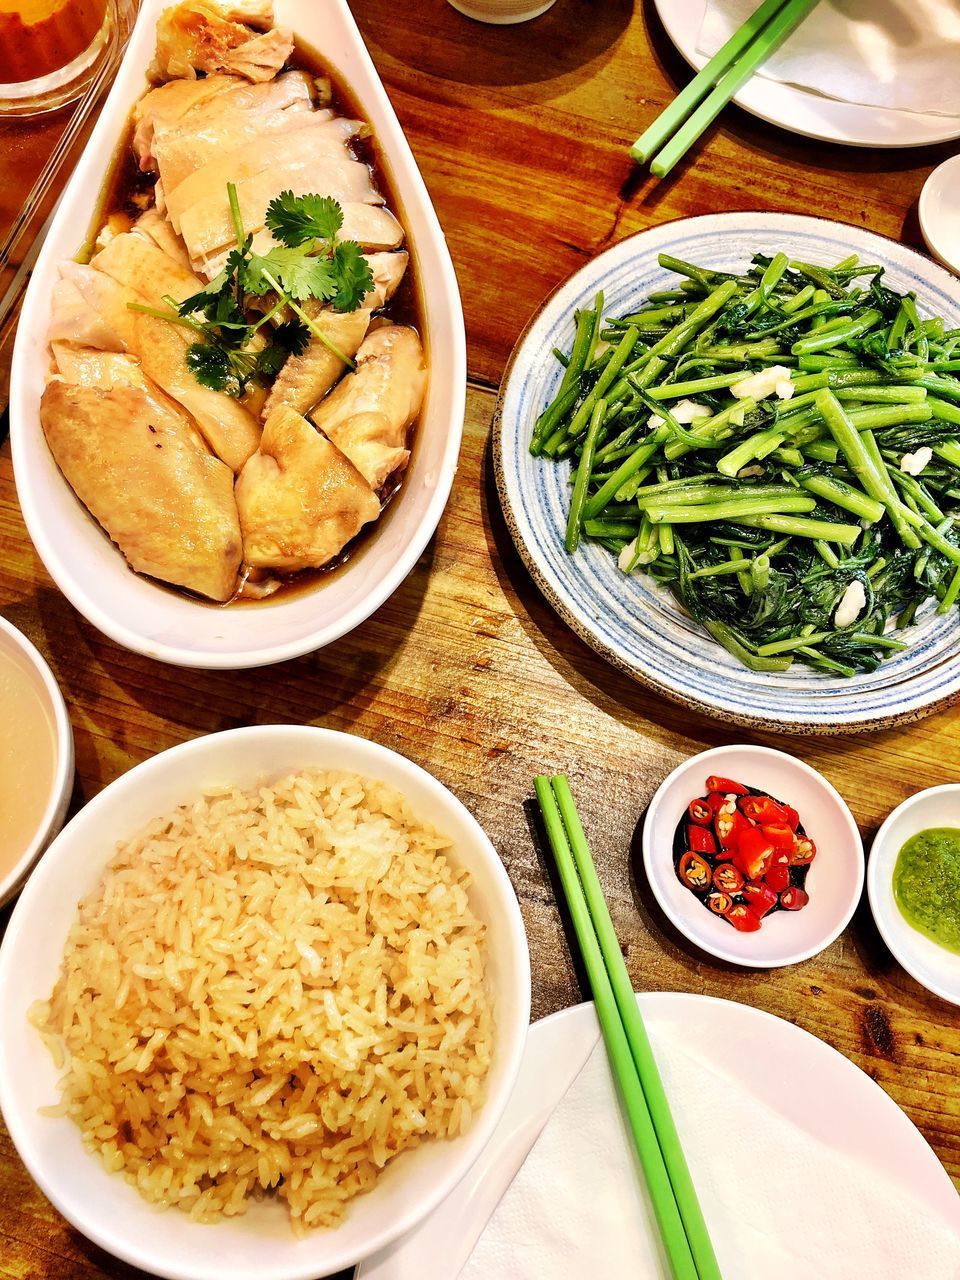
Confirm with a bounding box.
[1,2,958,1274]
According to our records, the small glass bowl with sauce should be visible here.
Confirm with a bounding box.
[868,785,960,1006]
[0,616,73,906]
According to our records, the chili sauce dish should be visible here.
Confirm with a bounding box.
[643,744,864,968]
[868,784,960,1006]
[10,0,466,669]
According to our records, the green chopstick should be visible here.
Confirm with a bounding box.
[549,777,724,1280]
[534,777,714,1280]
[634,0,820,179]
[631,0,790,164]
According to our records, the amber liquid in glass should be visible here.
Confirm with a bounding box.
[0,0,108,83]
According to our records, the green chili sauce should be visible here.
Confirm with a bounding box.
[892,827,960,954]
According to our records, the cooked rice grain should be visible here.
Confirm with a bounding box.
[31,770,493,1229]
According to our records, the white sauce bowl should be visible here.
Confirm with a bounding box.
[0,616,74,907]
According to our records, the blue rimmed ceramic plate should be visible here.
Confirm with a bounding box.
[493,212,960,734]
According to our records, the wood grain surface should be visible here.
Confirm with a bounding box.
[1,1,959,1275]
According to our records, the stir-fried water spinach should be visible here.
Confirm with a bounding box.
[530,250,960,677]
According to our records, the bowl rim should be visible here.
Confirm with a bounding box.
[9,0,467,670]
[0,616,75,905]
[642,743,865,969]
[919,155,960,280]
[866,783,960,1006]
[0,725,531,1279]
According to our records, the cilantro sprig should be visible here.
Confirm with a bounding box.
[128,183,374,397]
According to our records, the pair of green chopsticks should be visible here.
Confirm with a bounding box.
[534,775,722,1280]
[631,0,820,178]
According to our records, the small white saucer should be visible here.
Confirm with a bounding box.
[642,745,864,969]
[867,785,960,1006]
[919,155,960,278]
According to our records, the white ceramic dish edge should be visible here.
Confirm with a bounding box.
[867,785,960,1007]
[10,0,466,669]
[0,616,74,906]
[0,726,531,1280]
[642,745,865,968]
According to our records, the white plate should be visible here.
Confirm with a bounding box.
[868,784,960,1006]
[362,993,960,1276]
[652,0,960,149]
[10,0,466,669]
[0,726,531,1280]
[642,745,864,968]
[494,211,960,732]
[921,156,960,278]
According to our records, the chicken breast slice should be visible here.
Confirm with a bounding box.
[58,262,260,472]
[51,345,151,391]
[262,251,409,420]
[91,230,204,306]
[164,116,365,229]
[178,146,382,260]
[195,207,405,279]
[132,208,193,271]
[154,98,322,193]
[49,273,129,350]
[235,405,380,571]
[150,1,292,83]
[310,325,426,490]
[40,377,242,601]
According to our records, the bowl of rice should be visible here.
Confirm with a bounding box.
[0,726,530,1280]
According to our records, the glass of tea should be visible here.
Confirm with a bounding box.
[0,0,139,115]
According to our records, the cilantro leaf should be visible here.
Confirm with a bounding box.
[265,190,343,247]
[330,240,374,312]
[179,268,229,316]
[186,342,232,391]
[273,318,311,356]
[246,246,339,302]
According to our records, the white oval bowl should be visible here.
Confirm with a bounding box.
[642,745,864,969]
[0,726,531,1280]
[0,616,74,906]
[867,784,960,1006]
[10,0,466,669]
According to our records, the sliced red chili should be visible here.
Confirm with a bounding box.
[688,798,713,826]
[705,775,750,795]
[687,824,717,854]
[780,886,810,911]
[760,822,795,853]
[739,794,791,825]
[725,902,761,932]
[715,806,749,850]
[677,851,712,892]
[705,791,728,814]
[732,827,775,881]
[743,881,779,919]
[789,834,817,866]
[713,862,744,894]
[707,891,734,915]
[764,862,790,893]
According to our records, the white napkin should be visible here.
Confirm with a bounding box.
[460,1026,960,1280]
[697,0,960,118]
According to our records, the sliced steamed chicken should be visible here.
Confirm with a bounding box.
[310,325,426,490]
[235,405,380,571]
[55,255,260,471]
[150,0,292,83]
[263,251,410,419]
[40,353,242,601]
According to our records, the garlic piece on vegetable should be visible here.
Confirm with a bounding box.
[730,365,794,401]
[899,446,932,476]
[618,538,638,572]
[775,377,795,400]
[645,399,710,430]
[834,579,866,629]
